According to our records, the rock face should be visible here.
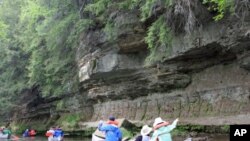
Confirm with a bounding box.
[76,9,250,125]
[12,1,250,128]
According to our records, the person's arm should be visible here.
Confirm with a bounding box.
[11,135,19,140]
[156,118,179,136]
[98,124,116,132]
[150,132,158,141]
[117,128,122,140]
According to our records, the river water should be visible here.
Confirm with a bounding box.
[174,134,229,141]
[12,134,228,141]
[9,136,91,141]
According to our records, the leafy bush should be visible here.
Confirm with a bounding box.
[57,114,81,129]
[145,16,172,64]
[203,0,234,21]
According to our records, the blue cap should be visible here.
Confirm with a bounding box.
[109,116,115,121]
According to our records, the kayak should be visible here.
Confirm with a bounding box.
[0,133,9,139]
[53,137,63,141]
[92,128,105,141]
[92,134,105,141]
[48,137,63,141]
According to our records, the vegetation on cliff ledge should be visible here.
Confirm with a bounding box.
[84,0,238,64]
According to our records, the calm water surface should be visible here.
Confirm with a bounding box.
[7,136,91,141]
[174,134,229,141]
[10,134,228,141]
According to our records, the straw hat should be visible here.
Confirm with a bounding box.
[140,125,152,136]
[153,117,165,127]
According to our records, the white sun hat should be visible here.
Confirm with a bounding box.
[140,125,152,136]
[153,117,166,127]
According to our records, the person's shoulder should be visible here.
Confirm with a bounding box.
[106,124,119,130]
[103,123,113,127]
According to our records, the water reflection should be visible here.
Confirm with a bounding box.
[6,136,91,141]
[173,134,229,141]
[7,134,228,141]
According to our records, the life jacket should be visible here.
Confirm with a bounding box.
[29,130,36,136]
[107,120,119,126]
[45,129,54,137]
[45,132,52,137]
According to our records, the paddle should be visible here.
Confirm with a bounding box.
[11,135,20,141]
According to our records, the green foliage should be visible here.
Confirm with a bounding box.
[171,128,188,137]
[0,0,94,118]
[173,125,230,136]
[57,114,81,129]
[140,0,173,21]
[84,0,174,65]
[221,125,230,133]
[145,16,172,64]
[0,0,29,112]
[0,21,8,39]
[118,0,173,21]
[17,0,85,97]
[190,125,205,131]
[56,101,64,110]
[19,0,50,27]
[30,1,77,95]
[103,20,118,40]
[84,0,110,16]
[67,18,93,47]
[118,0,141,10]
[121,128,134,139]
[10,121,48,133]
[10,123,29,133]
[203,0,234,21]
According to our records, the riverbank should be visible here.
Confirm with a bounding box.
[9,122,230,140]
[4,118,231,141]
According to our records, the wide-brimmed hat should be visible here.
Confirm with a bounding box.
[153,117,166,127]
[140,125,152,136]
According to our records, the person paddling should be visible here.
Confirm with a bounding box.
[23,129,29,137]
[46,127,55,141]
[106,116,119,126]
[98,116,122,141]
[150,117,179,141]
[1,126,19,140]
[29,129,36,136]
[2,127,12,139]
[135,125,152,141]
[54,126,64,141]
